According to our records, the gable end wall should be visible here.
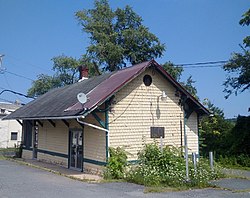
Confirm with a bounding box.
[108,68,199,160]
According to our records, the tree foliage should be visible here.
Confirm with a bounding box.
[229,115,250,156]
[162,62,183,81]
[27,74,61,97]
[181,76,198,100]
[51,55,81,85]
[28,0,165,97]
[162,62,198,99]
[223,8,250,98]
[28,55,82,97]
[199,100,234,156]
[75,0,165,72]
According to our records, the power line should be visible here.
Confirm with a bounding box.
[0,89,35,99]
[7,54,51,73]
[175,60,228,66]
[182,64,224,68]
[0,59,229,83]
[5,71,34,81]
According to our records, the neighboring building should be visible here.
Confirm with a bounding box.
[0,102,22,148]
[4,60,209,172]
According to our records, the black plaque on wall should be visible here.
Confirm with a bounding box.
[150,127,165,138]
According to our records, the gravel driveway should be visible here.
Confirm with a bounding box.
[0,159,249,198]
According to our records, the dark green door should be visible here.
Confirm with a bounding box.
[70,130,83,170]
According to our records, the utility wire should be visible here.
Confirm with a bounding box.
[0,60,229,83]
[181,64,224,68]
[0,89,35,99]
[176,60,228,66]
[5,71,34,81]
[7,54,51,73]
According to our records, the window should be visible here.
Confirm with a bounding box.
[150,127,165,138]
[11,132,18,140]
[143,75,152,86]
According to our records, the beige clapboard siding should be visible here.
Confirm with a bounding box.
[109,68,185,160]
[38,120,68,154]
[37,115,106,169]
[68,115,106,162]
[81,114,106,162]
[186,111,198,154]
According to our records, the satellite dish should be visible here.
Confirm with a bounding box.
[77,93,87,104]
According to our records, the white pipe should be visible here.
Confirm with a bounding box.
[76,118,109,132]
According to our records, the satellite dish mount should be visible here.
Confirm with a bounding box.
[77,93,87,104]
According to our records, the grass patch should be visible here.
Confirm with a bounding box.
[223,173,250,180]
[0,155,6,160]
[0,147,22,158]
[221,164,250,171]
[100,178,126,183]
[233,188,250,193]
[144,186,188,193]
[217,155,250,170]
[0,148,16,152]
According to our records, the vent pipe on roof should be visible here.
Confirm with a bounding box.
[78,65,89,81]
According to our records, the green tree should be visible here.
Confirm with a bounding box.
[28,0,165,97]
[162,62,183,81]
[229,115,250,156]
[223,9,250,98]
[200,100,234,156]
[181,76,198,100]
[27,74,61,97]
[162,62,198,99]
[51,55,81,85]
[28,55,83,97]
[76,0,165,72]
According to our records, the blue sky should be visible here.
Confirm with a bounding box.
[0,0,249,118]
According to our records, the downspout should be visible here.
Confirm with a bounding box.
[180,113,183,153]
[181,95,189,181]
[76,105,110,164]
[105,101,109,162]
[76,117,109,132]
[197,115,200,158]
[183,111,189,181]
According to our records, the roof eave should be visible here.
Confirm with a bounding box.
[2,114,85,121]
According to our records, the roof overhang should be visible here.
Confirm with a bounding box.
[3,115,85,121]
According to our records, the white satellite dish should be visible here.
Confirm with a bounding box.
[77,93,87,104]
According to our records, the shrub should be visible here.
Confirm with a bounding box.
[126,143,221,187]
[104,144,223,188]
[189,158,223,187]
[217,154,250,168]
[104,147,128,179]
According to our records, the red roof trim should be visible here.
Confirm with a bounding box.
[64,60,152,113]
[152,60,210,115]
[65,60,209,116]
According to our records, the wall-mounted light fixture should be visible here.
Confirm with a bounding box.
[161,91,167,101]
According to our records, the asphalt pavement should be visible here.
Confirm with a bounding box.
[0,159,249,198]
